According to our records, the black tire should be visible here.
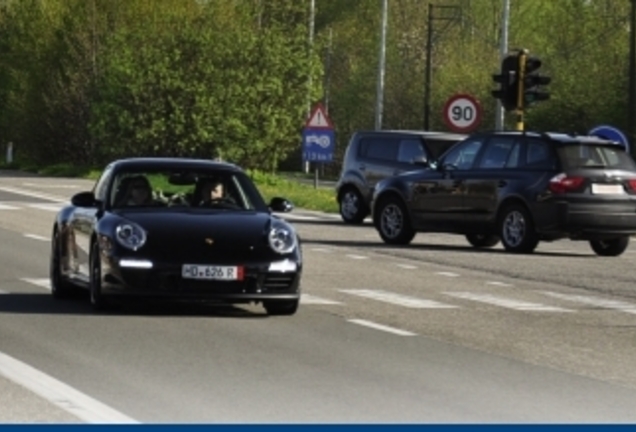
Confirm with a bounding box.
[374,195,416,245]
[50,229,75,299]
[466,233,500,249]
[263,299,299,316]
[89,242,108,311]
[589,237,630,257]
[498,203,539,254]
[338,187,368,224]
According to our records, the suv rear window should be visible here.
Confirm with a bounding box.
[557,144,636,170]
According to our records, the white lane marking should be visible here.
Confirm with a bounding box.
[0,351,138,423]
[22,183,82,189]
[436,272,459,277]
[346,254,368,260]
[347,319,416,336]
[279,214,320,221]
[486,281,513,287]
[396,264,417,270]
[340,289,458,309]
[23,233,49,242]
[542,291,636,315]
[301,294,343,305]
[310,248,332,253]
[0,186,67,203]
[21,278,51,291]
[0,203,20,210]
[0,289,8,294]
[27,203,65,212]
[443,292,573,312]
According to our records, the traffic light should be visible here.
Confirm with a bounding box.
[491,54,519,111]
[522,56,551,106]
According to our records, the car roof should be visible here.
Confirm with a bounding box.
[477,130,622,146]
[354,129,467,140]
[107,157,243,172]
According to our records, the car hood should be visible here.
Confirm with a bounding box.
[113,210,290,262]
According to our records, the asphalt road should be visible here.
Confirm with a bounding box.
[1,171,636,423]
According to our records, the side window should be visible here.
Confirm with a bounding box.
[92,166,113,202]
[423,138,462,160]
[358,138,398,162]
[478,137,520,169]
[524,139,555,169]
[397,139,426,163]
[442,139,484,170]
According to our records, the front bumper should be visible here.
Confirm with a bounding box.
[101,256,301,302]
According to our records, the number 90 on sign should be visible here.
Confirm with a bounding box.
[443,94,482,133]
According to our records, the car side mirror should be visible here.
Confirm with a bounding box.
[71,191,96,208]
[269,197,294,213]
[412,155,429,166]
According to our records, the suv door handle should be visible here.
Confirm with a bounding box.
[393,169,402,175]
[498,180,507,187]
[359,164,366,171]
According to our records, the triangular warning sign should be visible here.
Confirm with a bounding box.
[305,103,334,129]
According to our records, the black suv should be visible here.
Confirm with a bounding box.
[335,130,467,224]
[371,131,636,256]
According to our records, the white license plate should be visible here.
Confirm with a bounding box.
[182,264,244,281]
[591,184,625,195]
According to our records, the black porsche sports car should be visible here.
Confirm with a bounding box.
[49,157,302,316]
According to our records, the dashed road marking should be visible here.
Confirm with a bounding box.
[23,233,49,242]
[21,278,51,291]
[310,248,332,253]
[436,272,459,277]
[22,183,82,189]
[27,203,65,212]
[278,214,321,221]
[443,292,574,312]
[395,264,417,270]
[0,186,67,203]
[0,289,8,294]
[0,351,138,423]
[346,254,368,260]
[0,203,20,210]
[542,291,636,315]
[347,319,417,336]
[486,281,513,287]
[340,289,458,309]
[301,294,343,305]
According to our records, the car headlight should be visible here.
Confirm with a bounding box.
[268,225,297,254]
[115,222,147,251]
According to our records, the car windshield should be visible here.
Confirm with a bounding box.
[557,143,636,170]
[108,167,267,211]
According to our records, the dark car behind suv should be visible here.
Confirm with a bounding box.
[335,130,467,224]
[371,131,636,256]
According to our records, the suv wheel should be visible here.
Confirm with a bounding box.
[465,234,500,249]
[375,196,415,245]
[498,204,539,253]
[339,187,367,224]
[589,237,630,257]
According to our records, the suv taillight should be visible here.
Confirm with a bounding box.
[627,179,636,192]
[549,173,585,194]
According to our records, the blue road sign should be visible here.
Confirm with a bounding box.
[588,125,630,153]
[302,128,335,162]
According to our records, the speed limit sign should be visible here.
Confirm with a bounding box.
[442,93,482,133]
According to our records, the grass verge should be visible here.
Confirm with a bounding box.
[0,161,339,214]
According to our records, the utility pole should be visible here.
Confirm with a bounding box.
[495,0,510,131]
[304,0,316,173]
[423,4,461,130]
[629,0,636,155]
[375,0,388,130]
[424,3,433,130]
